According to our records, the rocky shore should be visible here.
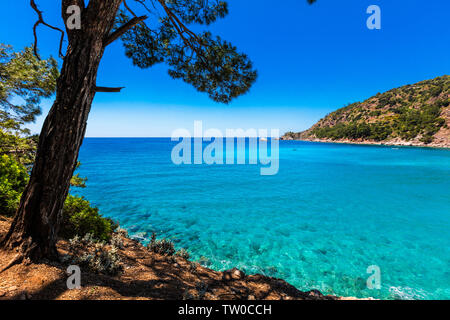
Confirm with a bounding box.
[281,135,450,149]
[0,217,361,300]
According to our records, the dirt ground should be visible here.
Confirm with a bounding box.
[0,217,349,300]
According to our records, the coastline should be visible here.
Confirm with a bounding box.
[281,137,450,149]
[0,217,366,300]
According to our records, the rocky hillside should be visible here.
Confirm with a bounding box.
[282,75,450,148]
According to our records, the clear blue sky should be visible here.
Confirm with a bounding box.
[1,0,449,137]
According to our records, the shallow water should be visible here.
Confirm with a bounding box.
[75,138,450,299]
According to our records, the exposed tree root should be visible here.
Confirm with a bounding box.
[0,236,43,274]
[0,253,23,274]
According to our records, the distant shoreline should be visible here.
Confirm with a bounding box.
[281,137,450,149]
[81,136,450,149]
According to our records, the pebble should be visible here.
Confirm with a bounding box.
[222,268,246,281]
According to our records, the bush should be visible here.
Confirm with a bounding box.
[175,248,191,260]
[60,195,118,241]
[313,122,392,141]
[147,232,176,256]
[110,232,125,249]
[0,155,28,215]
[66,234,123,276]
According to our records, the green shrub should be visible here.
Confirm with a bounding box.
[61,195,118,241]
[66,234,123,276]
[175,248,191,260]
[313,122,392,142]
[147,232,176,256]
[0,155,28,215]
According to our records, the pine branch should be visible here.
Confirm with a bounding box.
[104,15,148,47]
[30,0,65,59]
[95,86,125,93]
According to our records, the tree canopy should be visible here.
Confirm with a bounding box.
[0,44,58,163]
[113,0,257,103]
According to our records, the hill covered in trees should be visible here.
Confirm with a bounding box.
[283,75,450,148]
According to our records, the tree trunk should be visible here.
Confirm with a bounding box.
[0,0,123,261]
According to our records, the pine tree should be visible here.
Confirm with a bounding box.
[1,0,316,263]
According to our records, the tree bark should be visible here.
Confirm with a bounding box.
[0,0,123,260]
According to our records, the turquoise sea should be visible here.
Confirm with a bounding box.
[75,138,450,300]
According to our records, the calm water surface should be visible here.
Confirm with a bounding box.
[75,138,450,299]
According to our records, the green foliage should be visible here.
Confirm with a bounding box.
[166,33,257,103]
[284,131,295,138]
[70,173,87,188]
[0,130,37,166]
[163,0,229,25]
[115,1,315,103]
[147,232,191,258]
[112,0,315,103]
[70,162,87,188]
[175,248,191,260]
[394,102,445,141]
[0,44,58,164]
[67,234,123,276]
[61,195,118,242]
[0,44,58,130]
[0,139,115,242]
[313,122,392,142]
[147,232,176,256]
[116,9,256,104]
[0,158,117,239]
[0,155,28,215]
[306,75,449,144]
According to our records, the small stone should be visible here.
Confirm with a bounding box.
[8,286,17,292]
[222,268,246,281]
[248,295,256,300]
[222,272,232,282]
[231,268,245,280]
[308,289,323,298]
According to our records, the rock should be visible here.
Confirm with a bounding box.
[222,268,246,281]
[308,289,324,298]
[8,286,17,292]
[222,272,232,282]
[232,268,245,280]
[130,233,147,242]
[248,295,256,300]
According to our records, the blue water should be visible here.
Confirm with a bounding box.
[75,138,450,300]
